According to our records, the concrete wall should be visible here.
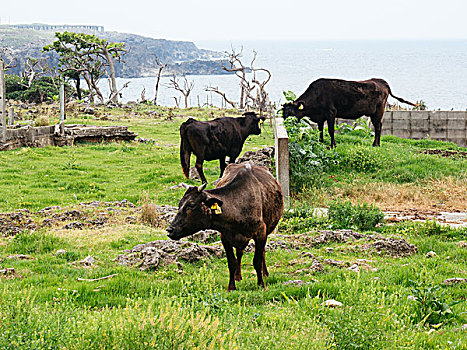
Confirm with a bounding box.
[381,111,467,147]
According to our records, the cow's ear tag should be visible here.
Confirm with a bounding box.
[298,104,304,110]
[211,203,222,214]
[259,119,264,125]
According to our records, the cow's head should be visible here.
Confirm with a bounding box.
[282,101,305,120]
[241,111,266,135]
[167,183,224,240]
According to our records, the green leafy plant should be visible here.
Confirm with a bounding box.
[282,90,296,102]
[339,145,385,172]
[328,200,384,231]
[409,280,464,326]
[284,117,339,191]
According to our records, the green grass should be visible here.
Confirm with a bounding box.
[1,106,466,349]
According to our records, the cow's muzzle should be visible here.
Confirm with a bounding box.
[166,226,177,240]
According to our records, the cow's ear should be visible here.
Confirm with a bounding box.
[204,196,223,212]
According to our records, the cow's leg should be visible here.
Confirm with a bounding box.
[262,249,269,277]
[234,248,243,281]
[327,117,336,148]
[317,121,325,143]
[195,157,207,184]
[219,157,227,179]
[371,112,384,147]
[253,237,267,289]
[221,236,237,291]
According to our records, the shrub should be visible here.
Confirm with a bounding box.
[284,117,339,191]
[328,200,384,231]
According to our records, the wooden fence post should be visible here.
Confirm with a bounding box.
[0,61,6,143]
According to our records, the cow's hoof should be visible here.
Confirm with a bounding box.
[234,274,242,281]
[227,285,236,292]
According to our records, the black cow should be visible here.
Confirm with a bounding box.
[282,78,417,147]
[179,112,265,184]
[167,162,284,291]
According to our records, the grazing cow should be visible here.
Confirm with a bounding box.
[282,78,417,147]
[167,162,284,291]
[179,112,265,184]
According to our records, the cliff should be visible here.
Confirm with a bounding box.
[0,25,226,77]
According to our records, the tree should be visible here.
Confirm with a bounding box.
[43,31,126,104]
[167,74,194,108]
[153,56,168,105]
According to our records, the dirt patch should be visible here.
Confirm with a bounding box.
[115,240,223,271]
[422,149,467,158]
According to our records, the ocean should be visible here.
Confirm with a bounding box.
[100,40,467,110]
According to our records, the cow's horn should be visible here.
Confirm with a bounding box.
[197,183,207,192]
[181,183,190,189]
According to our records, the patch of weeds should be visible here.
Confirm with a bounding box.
[6,231,63,254]
[418,220,467,240]
[139,193,163,228]
[338,144,386,172]
[284,117,339,191]
[409,280,465,326]
[328,200,384,231]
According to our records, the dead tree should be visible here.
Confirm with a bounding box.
[153,56,168,105]
[205,86,237,108]
[222,47,248,109]
[167,74,194,108]
[20,57,49,88]
[0,48,17,71]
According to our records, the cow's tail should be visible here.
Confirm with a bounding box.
[180,120,193,178]
[388,88,417,107]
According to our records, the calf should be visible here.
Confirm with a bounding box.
[179,112,265,184]
[282,78,417,147]
[167,163,284,291]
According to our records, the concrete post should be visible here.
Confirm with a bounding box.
[273,117,290,207]
[0,61,6,143]
[59,81,65,135]
[8,106,14,126]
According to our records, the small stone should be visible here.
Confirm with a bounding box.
[407,295,417,301]
[443,278,467,285]
[325,247,334,253]
[426,251,437,258]
[55,249,67,255]
[347,264,360,272]
[458,241,467,248]
[324,299,343,308]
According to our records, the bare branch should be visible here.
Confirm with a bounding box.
[205,86,237,108]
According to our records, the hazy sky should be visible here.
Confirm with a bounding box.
[1,0,467,41]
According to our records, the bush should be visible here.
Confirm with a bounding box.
[328,200,384,231]
[284,117,339,191]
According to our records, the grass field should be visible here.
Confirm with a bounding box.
[1,104,466,349]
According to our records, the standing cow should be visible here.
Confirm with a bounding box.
[167,162,284,291]
[282,78,417,147]
[179,112,265,184]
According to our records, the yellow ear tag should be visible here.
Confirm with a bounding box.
[259,119,264,125]
[211,203,222,214]
[298,104,304,110]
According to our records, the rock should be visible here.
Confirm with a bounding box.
[0,268,16,276]
[125,216,137,224]
[458,241,467,248]
[116,240,224,271]
[426,251,437,258]
[282,279,312,286]
[72,255,96,267]
[63,221,85,230]
[324,299,343,308]
[407,295,417,301]
[323,259,348,267]
[81,106,95,115]
[236,147,275,172]
[185,229,219,244]
[360,238,418,257]
[443,278,467,285]
[347,264,360,272]
[325,247,335,253]
[189,167,201,181]
[55,249,67,255]
[7,254,34,260]
[169,183,190,190]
